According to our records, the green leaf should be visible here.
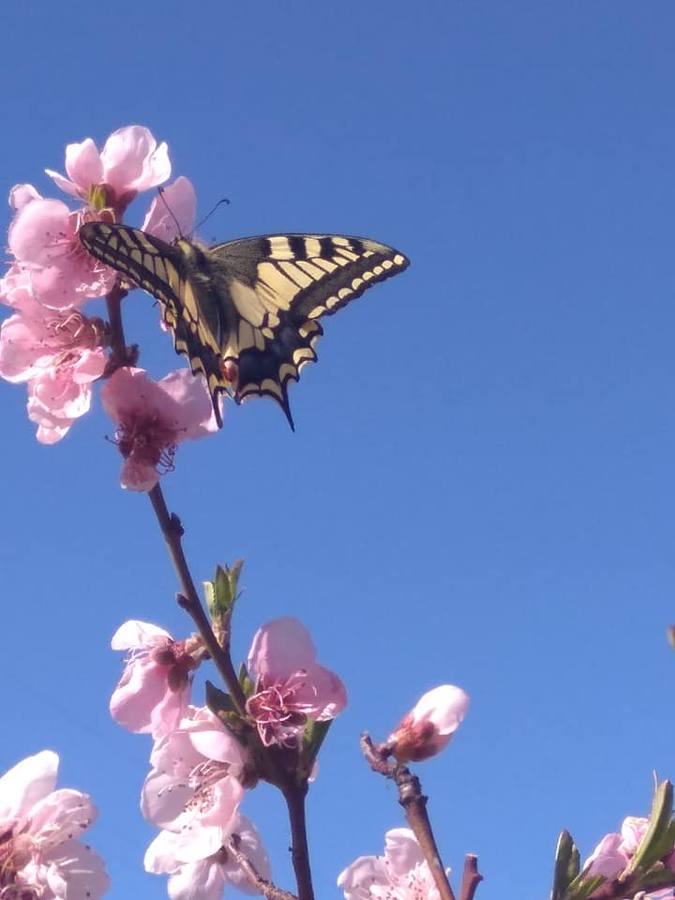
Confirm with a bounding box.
[204,560,244,621]
[205,680,237,716]
[626,780,675,875]
[238,663,254,698]
[551,831,580,900]
[637,864,675,891]
[204,681,252,743]
[297,719,332,781]
[564,873,606,900]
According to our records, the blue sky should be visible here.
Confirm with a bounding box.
[2,1,675,897]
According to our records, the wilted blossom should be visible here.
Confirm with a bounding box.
[141,706,250,833]
[246,617,347,748]
[45,125,170,211]
[110,620,205,739]
[145,814,270,900]
[387,684,470,763]
[101,367,219,491]
[0,749,109,899]
[338,828,446,900]
[0,287,107,443]
[583,814,675,881]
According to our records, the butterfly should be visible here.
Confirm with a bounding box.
[79,222,409,429]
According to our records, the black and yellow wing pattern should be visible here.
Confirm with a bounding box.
[79,222,409,429]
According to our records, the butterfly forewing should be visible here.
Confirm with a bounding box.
[79,223,409,429]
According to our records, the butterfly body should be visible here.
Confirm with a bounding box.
[79,222,409,428]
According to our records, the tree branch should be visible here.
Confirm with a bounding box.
[360,734,456,900]
[104,280,135,371]
[459,854,483,900]
[282,784,315,900]
[395,765,456,900]
[226,835,297,900]
[147,483,248,715]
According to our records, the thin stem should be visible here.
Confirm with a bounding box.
[459,855,483,900]
[360,734,456,900]
[147,483,247,715]
[104,281,130,367]
[226,835,297,900]
[282,784,315,900]
[395,766,456,900]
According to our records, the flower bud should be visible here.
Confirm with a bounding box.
[388,684,469,762]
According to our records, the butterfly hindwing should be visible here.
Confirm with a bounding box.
[205,234,409,422]
[79,223,409,428]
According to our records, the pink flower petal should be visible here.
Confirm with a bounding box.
[9,183,42,210]
[0,750,58,822]
[65,138,104,193]
[28,788,97,848]
[248,618,318,682]
[9,199,73,268]
[111,620,172,650]
[40,838,110,900]
[142,176,197,242]
[100,126,171,193]
[584,833,629,879]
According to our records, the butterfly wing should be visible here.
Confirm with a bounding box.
[79,222,231,425]
[205,234,409,426]
[80,223,410,429]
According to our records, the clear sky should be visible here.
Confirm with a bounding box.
[2,1,675,897]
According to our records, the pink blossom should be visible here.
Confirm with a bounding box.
[246,617,347,748]
[6,193,114,308]
[338,828,445,900]
[45,125,170,210]
[141,706,249,833]
[101,367,219,491]
[0,750,109,899]
[387,684,470,763]
[583,814,675,881]
[142,176,197,243]
[110,620,204,738]
[619,816,649,855]
[0,295,107,444]
[583,832,630,880]
[145,814,269,900]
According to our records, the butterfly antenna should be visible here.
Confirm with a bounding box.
[157,186,184,238]
[195,198,230,233]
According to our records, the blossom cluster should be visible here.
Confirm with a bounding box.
[0,750,109,899]
[110,615,347,898]
[0,126,216,489]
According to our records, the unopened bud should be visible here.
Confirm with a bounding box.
[388,684,469,763]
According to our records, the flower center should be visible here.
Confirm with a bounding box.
[246,672,312,747]
[0,830,40,900]
[115,413,178,472]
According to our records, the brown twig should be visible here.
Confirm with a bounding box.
[281,784,315,900]
[226,835,297,900]
[395,765,456,900]
[104,280,132,369]
[459,854,483,900]
[147,483,248,715]
[360,734,456,900]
